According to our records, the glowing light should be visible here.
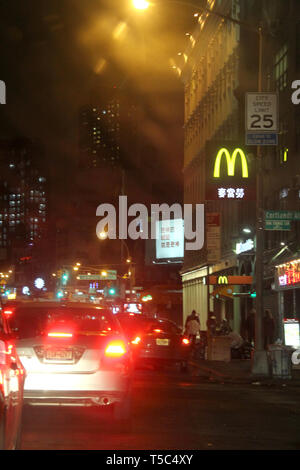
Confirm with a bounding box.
[213,148,249,178]
[182,338,190,345]
[98,231,108,240]
[131,336,141,345]
[34,278,45,289]
[48,332,73,338]
[132,0,149,9]
[105,341,126,357]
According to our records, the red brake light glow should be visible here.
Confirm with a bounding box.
[105,341,126,357]
[153,328,162,333]
[131,336,141,345]
[3,308,14,317]
[48,332,73,338]
[182,338,190,345]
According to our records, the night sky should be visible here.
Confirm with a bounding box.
[0,0,197,207]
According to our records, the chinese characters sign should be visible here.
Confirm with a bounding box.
[276,259,300,288]
[155,219,184,260]
[205,142,256,201]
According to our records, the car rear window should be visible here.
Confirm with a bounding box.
[117,315,182,336]
[8,306,120,339]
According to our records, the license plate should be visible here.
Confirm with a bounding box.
[156,339,170,346]
[45,349,73,361]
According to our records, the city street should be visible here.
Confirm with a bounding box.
[20,366,300,450]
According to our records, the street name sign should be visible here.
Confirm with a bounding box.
[77,270,117,281]
[265,220,291,231]
[246,92,278,146]
[265,210,300,221]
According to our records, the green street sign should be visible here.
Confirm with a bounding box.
[265,210,300,221]
[265,219,291,231]
[77,270,117,281]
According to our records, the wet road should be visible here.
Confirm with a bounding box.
[20,367,300,450]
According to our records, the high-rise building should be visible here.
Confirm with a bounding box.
[0,138,48,267]
[79,86,139,170]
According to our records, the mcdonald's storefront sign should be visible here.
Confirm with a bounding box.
[213,148,249,179]
[205,143,256,201]
[209,275,253,285]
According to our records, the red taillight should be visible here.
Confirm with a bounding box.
[131,336,141,345]
[153,328,162,333]
[182,338,190,345]
[48,332,73,338]
[3,308,14,318]
[105,341,126,357]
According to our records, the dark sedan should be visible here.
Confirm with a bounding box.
[116,314,190,371]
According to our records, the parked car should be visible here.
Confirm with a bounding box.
[5,301,133,426]
[0,304,25,450]
[116,313,190,370]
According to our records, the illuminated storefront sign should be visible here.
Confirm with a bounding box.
[236,239,254,254]
[213,148,249,178]
[277,259,300,288]
[205,142,255,201]
[209,275,253,285]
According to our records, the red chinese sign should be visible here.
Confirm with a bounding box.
[277,259,300,288]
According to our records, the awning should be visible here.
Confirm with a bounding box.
[210,285,234,299]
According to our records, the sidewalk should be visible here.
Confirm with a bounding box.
[189,358,300,386]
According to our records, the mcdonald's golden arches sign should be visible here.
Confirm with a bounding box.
[205,142,256,201]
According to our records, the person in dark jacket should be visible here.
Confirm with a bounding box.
[263,309,275,350]
[185,310,200,330]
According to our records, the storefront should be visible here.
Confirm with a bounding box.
[275,257,300,343]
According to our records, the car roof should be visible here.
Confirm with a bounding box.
[116,313,179,326]
[2,300,110,311]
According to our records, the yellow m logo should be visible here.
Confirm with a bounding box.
[218,276,228,284]
[213,148,248,178]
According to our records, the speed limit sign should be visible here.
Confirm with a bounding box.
[246,92,278,145]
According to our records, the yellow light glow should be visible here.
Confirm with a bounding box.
[101,271,107,277]
[98,231,108,240]
[213,148,249,178]
[132,0,149,10]
[73,267,79,271]
[113,21,127,40]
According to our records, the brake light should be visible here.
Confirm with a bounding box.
[3,308,14,317]
[182,338,190,345]
[131,336,141,345]
[153,329,162,333]
[48,332,73,338]
[105,341,126,357]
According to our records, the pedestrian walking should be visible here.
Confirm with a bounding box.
[185,310,200,330]
[185,316,201,347]
[206,312,217,335]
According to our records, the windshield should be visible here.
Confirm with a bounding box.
[8,306,120,339]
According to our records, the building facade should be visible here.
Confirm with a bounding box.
[180,0,300,343]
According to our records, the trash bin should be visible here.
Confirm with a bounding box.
[268,345,293,379]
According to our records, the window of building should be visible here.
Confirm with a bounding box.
[274,44,288,91]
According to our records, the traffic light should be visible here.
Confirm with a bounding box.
[104,285,119,298]
[61,270,69,286]
[250,291,256,298]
